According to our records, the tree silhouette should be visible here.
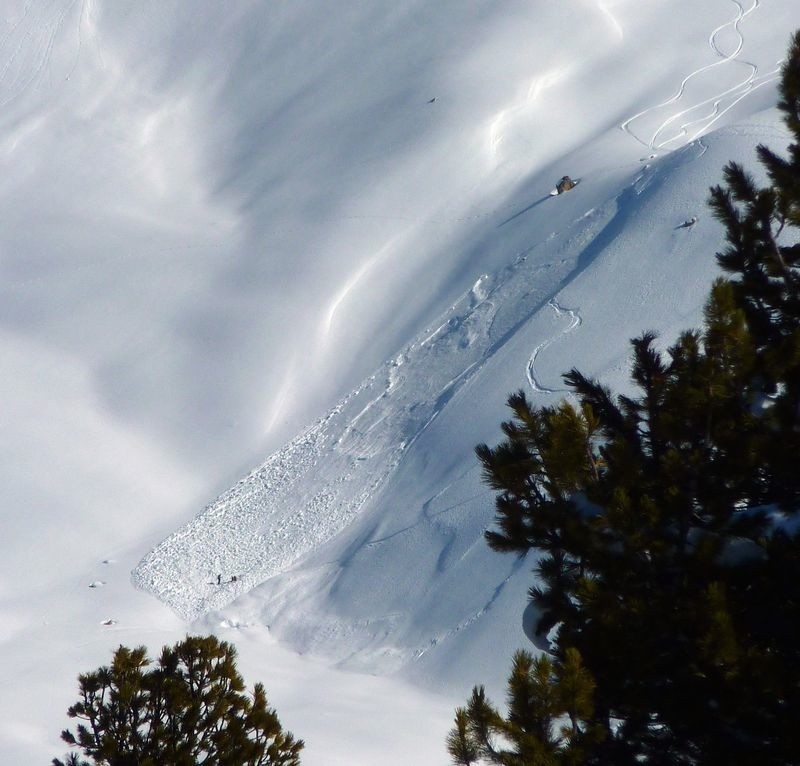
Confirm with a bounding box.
[54,636,303,766]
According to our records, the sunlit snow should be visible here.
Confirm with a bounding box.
[1,0,797,762]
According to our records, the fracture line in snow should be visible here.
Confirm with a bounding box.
[526,299,582,395]
[620,0,762,151]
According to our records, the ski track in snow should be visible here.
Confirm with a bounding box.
[413,553,530,660]
[0,0,80,107]
[133,215,607,620]
[619,0,780,152]
[64,0,87,82]
[525,299,582,395]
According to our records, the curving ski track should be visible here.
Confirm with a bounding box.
[525,299,582,395]
[620,0,772,152]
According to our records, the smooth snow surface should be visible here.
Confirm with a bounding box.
[1,0,797,761]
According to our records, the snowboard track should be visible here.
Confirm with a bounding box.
[620,0,782,152]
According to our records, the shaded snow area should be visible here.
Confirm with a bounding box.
[182,126,786,695]
[136,132,753,631]
[133,192,606,619]
[2,0,798,762]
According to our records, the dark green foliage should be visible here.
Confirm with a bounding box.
[447,649,602,766]
[54,635,303,766]
[457,31,800,766]
[708,33,800,511]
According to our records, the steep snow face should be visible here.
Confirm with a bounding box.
[142,121,788,696]
[1,0,798,762]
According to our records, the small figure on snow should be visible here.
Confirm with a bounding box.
[677,216,698,229]
[217,574,222,585]
[427,97,437,104]
[231,575,238,583]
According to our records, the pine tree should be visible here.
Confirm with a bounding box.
[53,636,303,766]
[447,649,602,766]
[465,30,800,766]
[709,30,800,510]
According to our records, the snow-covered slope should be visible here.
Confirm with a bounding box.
[1,0,797,762]
[139,119,789,694]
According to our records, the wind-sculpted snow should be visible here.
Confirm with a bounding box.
[7,0,800,759]
[133,202,618,620]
